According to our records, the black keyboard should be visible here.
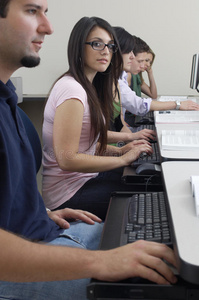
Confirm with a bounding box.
[130,124,155,133]
[133,114,154,126]
[87,191,199,299]
[121,192,172,246]
[99,191,172,251]
[132,142,160,167]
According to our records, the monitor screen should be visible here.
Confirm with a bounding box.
[190,54,199,91]
[10,77,23,103]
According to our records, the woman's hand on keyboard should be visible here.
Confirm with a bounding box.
[120,143,153,165]
[120,139,151,153]
[94,240,177,285]
[132,129,156,142]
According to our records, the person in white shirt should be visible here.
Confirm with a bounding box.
[114,27,199,118]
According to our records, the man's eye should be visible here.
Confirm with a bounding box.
[27,9,37,14]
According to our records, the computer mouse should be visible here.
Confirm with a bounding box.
[135,163,161,175]
[137,117,154,125]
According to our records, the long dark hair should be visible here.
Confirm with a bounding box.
[0,0,11,17]
[54,17,123,155]
[113,26,136,54]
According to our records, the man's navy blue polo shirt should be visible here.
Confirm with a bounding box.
[0,80,63,242]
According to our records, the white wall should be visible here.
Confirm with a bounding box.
[13,0,199,96]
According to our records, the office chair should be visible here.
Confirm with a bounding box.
[17,106,42,174]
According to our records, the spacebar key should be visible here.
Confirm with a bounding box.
[146,237,162,243]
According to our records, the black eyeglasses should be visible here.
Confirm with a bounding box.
[85,41,118,53]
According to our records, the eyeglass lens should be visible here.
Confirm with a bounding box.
[86,41,117,53]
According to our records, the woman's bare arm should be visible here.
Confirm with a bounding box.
[53,99,153,172]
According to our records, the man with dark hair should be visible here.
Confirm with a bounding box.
[0,1,177,299]
[0,0,10,17]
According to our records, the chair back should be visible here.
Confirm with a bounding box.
[17,106,42,173]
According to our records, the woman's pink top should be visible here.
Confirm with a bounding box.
[42,75,98,210]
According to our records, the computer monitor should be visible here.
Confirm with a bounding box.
[190,54,199,92]
[10,77,23,103]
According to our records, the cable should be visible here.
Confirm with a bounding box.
[145,173,160,192]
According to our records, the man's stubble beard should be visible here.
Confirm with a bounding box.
[20,56,40,68]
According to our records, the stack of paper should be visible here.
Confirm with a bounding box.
[162,130,199,150]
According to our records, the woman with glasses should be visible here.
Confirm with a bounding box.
[42,17,153,220]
